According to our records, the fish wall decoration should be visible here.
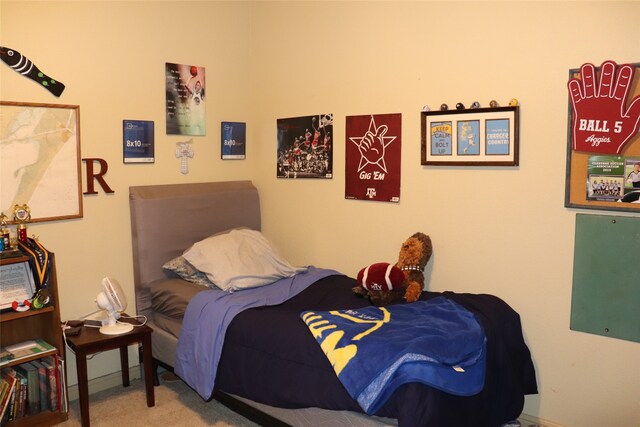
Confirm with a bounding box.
[1,46,65,97]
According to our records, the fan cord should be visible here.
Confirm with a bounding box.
[118,314,147,326]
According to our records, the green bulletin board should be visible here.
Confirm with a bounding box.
[570,214,640,343]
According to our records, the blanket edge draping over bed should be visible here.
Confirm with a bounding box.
[175,266,340,399]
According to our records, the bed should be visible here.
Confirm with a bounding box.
[129,180,537,427]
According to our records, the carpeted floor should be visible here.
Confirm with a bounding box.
[59,375,259,427]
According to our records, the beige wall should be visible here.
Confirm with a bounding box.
[1,2,639,426]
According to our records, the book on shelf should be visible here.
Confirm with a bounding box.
[1,367,19,422]
[30,360,49,412]
[15,368,27,419]
[40,355,59,412]
[1,339,56,367]
[58,358,67,414]
[1,370,17,424]
[17,362,40,416]
[0,354,66,423]
[0,372,16,424]
[0,347,14,365]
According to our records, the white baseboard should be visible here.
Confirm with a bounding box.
[67,366,142,402]
[520,413,566,427]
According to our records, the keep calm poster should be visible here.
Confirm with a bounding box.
[345,113,401,202]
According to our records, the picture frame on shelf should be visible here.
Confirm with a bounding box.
[0,260,36,311]
[421,106,519,166]
[0,101,82,222]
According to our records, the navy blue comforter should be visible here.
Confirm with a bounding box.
[214,274,537,427]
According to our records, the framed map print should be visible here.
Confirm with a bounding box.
[0,101,82,222]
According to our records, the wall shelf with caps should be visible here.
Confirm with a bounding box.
[421,100,519,166]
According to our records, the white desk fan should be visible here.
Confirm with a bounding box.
[95,277,133,335]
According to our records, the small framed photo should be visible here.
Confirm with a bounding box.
[421,106,519,166]
[123,120,154,163]
[221,122,246,160]
[0,261,36,311]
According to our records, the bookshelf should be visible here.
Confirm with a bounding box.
[1,253,68,426]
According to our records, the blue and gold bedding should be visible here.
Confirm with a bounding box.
[177,272,537,427]
[301,297,486,414]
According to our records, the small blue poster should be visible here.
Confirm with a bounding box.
[221,121,246,160]
[123,120,154,163]
[457,120,480,155]
[430,121,452,156]
[485,119,510,155]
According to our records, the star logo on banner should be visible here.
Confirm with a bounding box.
[349,115,397,172]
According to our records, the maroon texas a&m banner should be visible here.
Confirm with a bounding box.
[345,113,401,202]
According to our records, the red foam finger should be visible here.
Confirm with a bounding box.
[568,79,583,105]
[612,64,634,102]
[598,61,617,98]
[581,63,597,99]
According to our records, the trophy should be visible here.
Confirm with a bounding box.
[13,204,31,243]
[0,213,10,250]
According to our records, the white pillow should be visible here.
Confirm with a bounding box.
[182,229,307,292]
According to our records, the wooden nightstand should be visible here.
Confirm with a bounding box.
[64,315,154,427]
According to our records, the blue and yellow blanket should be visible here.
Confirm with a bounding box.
[301,296,486,414]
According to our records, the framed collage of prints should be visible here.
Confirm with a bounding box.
[421,106,519,166]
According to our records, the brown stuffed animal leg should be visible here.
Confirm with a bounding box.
[404,281,422,303]
[352,286,368,298]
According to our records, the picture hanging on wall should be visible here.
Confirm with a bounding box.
[421,106,519,166]
[565,60,640,211]
[221,121,246,160]
[276,114,333,179]
[123,120,154,163]
[0,101,82,222]
[165,62,206,136]
[345,113,401,202]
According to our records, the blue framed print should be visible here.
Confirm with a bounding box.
[221,121,246,160]
[123,120,154,163]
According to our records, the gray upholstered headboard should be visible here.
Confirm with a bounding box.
[129,181,261,317]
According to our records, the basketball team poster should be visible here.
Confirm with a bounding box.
[276,114,333,179]
[345,113,401,202]
[165,62,206,136]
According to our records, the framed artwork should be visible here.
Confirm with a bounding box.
[421,106,519,166]
[345,113,402,202]
[165,62,206,136]
[0,101,83,222]
[277,114,333,179]
[0,260,36,311]
[123,120,154,163]
[221,122,246,160]
[565,61,640,212]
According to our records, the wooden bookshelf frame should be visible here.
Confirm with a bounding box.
[1,253,68,426]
